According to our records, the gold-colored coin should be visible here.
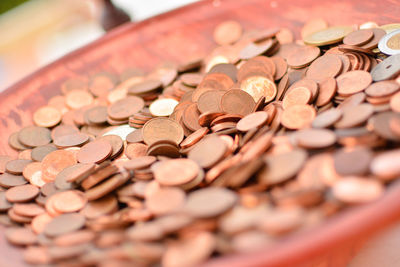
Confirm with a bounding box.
[380,23,400,33]
[240,76,277,102]
[303,26,353,46]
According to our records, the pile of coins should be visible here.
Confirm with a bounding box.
[1,18,400,267]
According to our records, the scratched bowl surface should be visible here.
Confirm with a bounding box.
[1,0,400,266]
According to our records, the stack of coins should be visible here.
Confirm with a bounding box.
[1,18,400,266]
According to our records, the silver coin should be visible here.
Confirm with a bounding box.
[102,124,137,140]
[378,29,400,56]
[371,54,400,82]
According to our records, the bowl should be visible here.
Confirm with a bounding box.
[1,0,400,266]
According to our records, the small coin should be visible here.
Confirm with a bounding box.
[5,159,32,175]
[18,126,52,148]
[44,213,85,237]
[334,104,374,128]
[295,128,336,149]
[0,173,27,188]
[316,78,337,107]
[142,117,184,146]
[213,20,242,45]
[365,80,400,97]
[220,89,256,116]
[240,76,277,103]
[282,86,312,109]
[31,145,57,162]
[236,111,269,132]
[65,90,94,109]
[281,104,316,129]
[107,96,145,121]
[336,70,372,96]
[5,227,38,246]
[184,187,237,218]
[343,29,374,46]
[52,190,87,213]
[332,177,383,204]
[286,45,320,68]
[188,135,227,168]
[77,140,112,164]
[42,150,77,182]
[33,106,62,128]
[5,184,39,203]
[334,147,373,176]
[312,108,343,128]
[153,158,199,186]
[146,187,186,215]
[97,135,124,159]
[123,156,156,170]
[306,54,342,82]
[54,133,89,148]
[197,90,225,113]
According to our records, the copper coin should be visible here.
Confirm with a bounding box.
[312,108,343,128]
[332,177,383,204]
[343,29,374,46]
[0,155,12,174]
[65,90,94,109]
[44,213,85,237]
[390,91,400,112]
[13,203,45,217]
[180,127,209,149]
[360,28,386,49]
[336,70,372,96]
[51,125,79,140]
[334,104,374,128]
[213,20,242,45]
[146,187,186,216]
[240,75,277,103]
[220,89,255,117]
[42,150,77,182]
[182,103,202,131]
[240,39,275,60]
[22,161,42,182]
[188,135,227,168]
[162,231,216,267]
[258,149,307,185]
[365,80,400,97]
[97,135,124,159]
[84,172,130,201]
[18,126,52,148]
[85,106,108,124]
[52,190,87,213]
[370,149,400,180]
[142,117,184,146]
[126,129,143,143]
[306,54,342,82]
[77,140,112,164]
[181,72,204,87]
[33,106,62,128]
[184,187,237,218]
[0,191,12,211]
[281,104,316,129]
[6,184,39,203]
[54,133,89,148]
[108,96,145,121]
[5,159,32,175]
[125,143,148,159]
[316,78,337,107]
[295,128,337,149]
[197,90,225,113]
[209,63,237,82]
[286,45,320,68]
[31,144,57,162]
[8,132,29,150]
[282,86,312,109]
[236,111,269,132]
[123,156,156,170]
[0,173,27,188]
[153,158,199,186]
[81,194,118,219]
[128,79,162,95]
[5,227,38,246]
[334,147,373,176]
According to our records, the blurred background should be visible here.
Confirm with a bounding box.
[0,0,197,91]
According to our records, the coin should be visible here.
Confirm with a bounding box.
[153,158,199,186]
[33,106,62,128]
[42,150,77,182]
[303,26,353,46]
[213,20,242,45]
[149,98,179,117]
[286,45,320,68]
[44,213,86,237]
[220,89,255,116]
[343,29,374,46]
[306,54,342,82]
[5,184,39,203]
[371,54,400,81]
[281,104,316,129]
[336,70,372,96]
[142,117,184,146]
[77,140,112,164]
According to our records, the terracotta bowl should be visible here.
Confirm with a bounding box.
[1,0,400,266]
